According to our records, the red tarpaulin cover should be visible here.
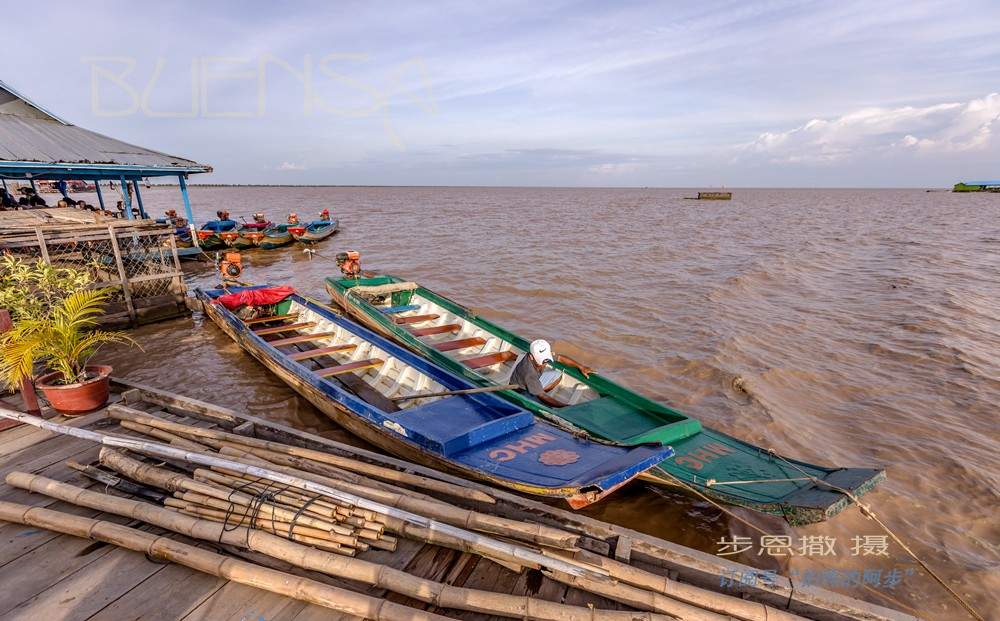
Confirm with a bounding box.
[213,286,296,310]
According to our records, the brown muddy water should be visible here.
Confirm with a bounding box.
[95,186,998,619]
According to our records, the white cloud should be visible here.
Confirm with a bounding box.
[588,162,648,175]
[276,161,306,171]
[739,93,1000,164]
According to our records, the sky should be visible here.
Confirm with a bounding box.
[3,0,1000,186]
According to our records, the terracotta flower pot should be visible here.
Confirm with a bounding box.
[35,365,113,416]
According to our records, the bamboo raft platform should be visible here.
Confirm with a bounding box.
[0,379,917,621]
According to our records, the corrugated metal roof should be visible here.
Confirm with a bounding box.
[0,80,210,172]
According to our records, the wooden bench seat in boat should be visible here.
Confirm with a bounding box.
[253,321,317,335]
[434,337,487,352]
[461,350,518,369]
[393,313,439,325]
[269,332,336,346]
[389,397,534,456]
[380,304,421,314]
[244,312,298,325]
[409,324,461,337]
[316,358,384,378]
[287,344,358,361]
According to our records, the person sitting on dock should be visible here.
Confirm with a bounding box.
[0,188,18,209]
[510,340,593,407]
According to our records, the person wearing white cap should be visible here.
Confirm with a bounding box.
[508,339,594,408]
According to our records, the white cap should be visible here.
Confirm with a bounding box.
[529,339,553,365]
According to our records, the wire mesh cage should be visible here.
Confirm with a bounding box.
[0,220,187,325]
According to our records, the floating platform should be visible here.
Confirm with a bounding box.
[691,191,732,200]
[952,181,1000,192]
[0,380,916,621]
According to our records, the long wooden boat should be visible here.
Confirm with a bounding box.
[290,218,339,244]
[327,275,886,525]
[196,285,673,508]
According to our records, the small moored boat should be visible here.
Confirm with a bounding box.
[327,274,886,525]
[196,284,673,508]
[157,209,193,247]
[259,214,298,249]
[220,213,272,249]
[196,210,238,250]
[289,209,338,244]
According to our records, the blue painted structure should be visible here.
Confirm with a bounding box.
[196,285,673,502]
[0,79,211,244]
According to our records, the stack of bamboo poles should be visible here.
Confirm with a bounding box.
[0,403,809,621]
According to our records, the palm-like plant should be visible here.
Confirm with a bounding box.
[0,288,138,388]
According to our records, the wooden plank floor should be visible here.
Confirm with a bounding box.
[0,393,611,621]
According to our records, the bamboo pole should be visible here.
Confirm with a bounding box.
[547,548,804,621]
[119,419,212,451]
[0,407,598,579]
[193,468,343,522]
[197,449,798,621]
[174,503,355,554]
[210,470,379,532]
[0,499,451,621]
[162,497,327,538]
[103,449,483,558]
[217,444,579,550]
[109,404,497,503]
[174,488,357,543]
[4,474,716,621]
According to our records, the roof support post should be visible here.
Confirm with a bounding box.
[95,180,106,210]
[1,179,7,191]
[178,175,194,223]
[132,180,147,219]
[178,174,198,248]
[120,176,133,219]
[29,178,36,192]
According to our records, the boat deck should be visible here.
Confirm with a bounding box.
[0,381,916,621]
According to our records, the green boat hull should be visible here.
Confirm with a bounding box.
[327,275,885,525]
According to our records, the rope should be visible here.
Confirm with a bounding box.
[764,449,984,621]
[651,469,927,618]
[288,495,321,540]
[705,476,813,487]
[220,476,292,547]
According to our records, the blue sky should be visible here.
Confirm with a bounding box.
[3,0,999,186]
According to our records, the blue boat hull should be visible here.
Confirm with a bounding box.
[260,224,294,249]
[292,219,339,244]
[196,285,672,507]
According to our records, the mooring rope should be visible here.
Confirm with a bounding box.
[705,476,813,487]
[652,468,925,618]
[763,449,984,621]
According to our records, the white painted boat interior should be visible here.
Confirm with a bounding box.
[266,301,448,410]
[371,291,600,406]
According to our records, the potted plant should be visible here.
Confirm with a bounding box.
[0,258,137,415]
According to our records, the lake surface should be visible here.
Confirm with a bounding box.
[95,186,999,618]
